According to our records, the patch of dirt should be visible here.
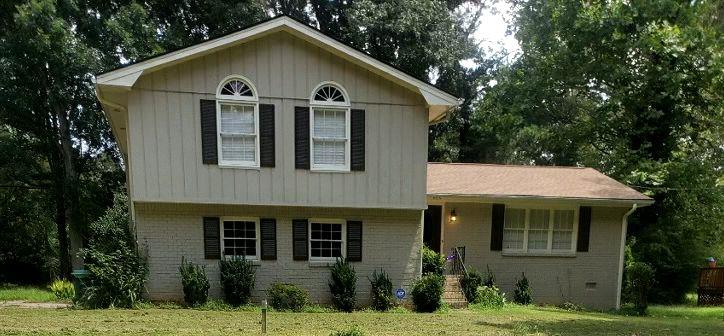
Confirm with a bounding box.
[0,300,70,309]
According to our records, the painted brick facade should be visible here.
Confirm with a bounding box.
[134,202,423,304]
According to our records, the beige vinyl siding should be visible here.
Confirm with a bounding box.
[441,203,628,309]
[134,202,423,304]
[126,31,428,210]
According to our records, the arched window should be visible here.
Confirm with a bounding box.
[216,75,259,167]
[309,82,350,171]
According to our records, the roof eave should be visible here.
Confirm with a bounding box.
[427,193,654,207]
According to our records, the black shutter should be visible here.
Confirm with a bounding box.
[490,204,505,251]
[259,104,276,167]
[260,218,277,260]
[346,221,363,261]
[294,106,310,169]
[350,109,365,171]
[203,217,221,259]
[577,206,592,252]
[200,99,218,164]
[292,219,308,260]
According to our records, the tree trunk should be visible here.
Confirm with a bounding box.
[55,188,71,279]
[56,106,83,270]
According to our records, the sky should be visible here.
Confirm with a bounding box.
[465,1,521,67]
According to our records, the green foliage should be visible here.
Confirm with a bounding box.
[330,326,364,336]
[267,283,309,312]
[624,262,655,315]
[368,269,394,311]
[557,302,584,312]
[76,193,147,308]
[483,265,496,287]
[179,257,210,307]
[49,279,74,301]
[328,258,357,312]
[471,286,505,309]
[421,246,445,276]
[513,273,533,305]
[411,274,444,312]
[460,269,484,303]
[219,257,256,306]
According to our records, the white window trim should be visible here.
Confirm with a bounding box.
[308,218,346,262]
[215,75,260,168]
[220,217,261,261]
[502,206,578,256]
[309,82,351,172]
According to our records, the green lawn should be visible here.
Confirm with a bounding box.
[0,304,722,335]
[0,284,56,302]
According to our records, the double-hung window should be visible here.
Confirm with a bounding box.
[216,76,259,167]
[310,82,350,171]
[309,219,345,261]
[502,207,577,254]
[221,218,260,260]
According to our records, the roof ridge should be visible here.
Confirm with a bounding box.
[427,162,589,170]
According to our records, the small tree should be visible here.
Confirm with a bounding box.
[513,273,532,305]
[329,258,357,312]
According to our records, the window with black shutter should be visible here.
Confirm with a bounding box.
[260,218,277,260]
[346,221,362,261]
[292,219,309,260]
[203,217,221,259]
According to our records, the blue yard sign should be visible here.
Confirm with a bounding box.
[395,288,406,300]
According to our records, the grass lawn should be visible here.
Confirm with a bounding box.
[0,304,722,335]
[0,284,57,302]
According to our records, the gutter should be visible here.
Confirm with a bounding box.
[615,203,638,309]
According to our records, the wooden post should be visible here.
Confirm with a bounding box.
[261,299,267,334]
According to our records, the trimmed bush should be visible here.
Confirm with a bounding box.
[219,257,256,306]
[513,273,532,305]
[369,269,394,311]
[411,274,444,312]
[76,193,148,308]
[49,279,74,301]
[329,258,357,312]
[625,262,655,315]
[472,285,505,309]
[267,283,309,312]
[422,246,445,276]
[460,269,484,302]
[179,257,210,307]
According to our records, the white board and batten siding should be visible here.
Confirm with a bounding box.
[126,31,429,210]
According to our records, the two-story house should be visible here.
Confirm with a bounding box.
[95,15,652,309]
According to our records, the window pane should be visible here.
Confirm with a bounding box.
[223,221,257,258]
[504,209,525,229]
[529,209,550,230]
[552,210,574,250]
[313,109,346,138]
[313,139,345,165]
[552,231,572,250]
[310,222,343,258]
[503,229,524,250]
[553,210,574,230]
[221,135,256,162]
[220,104,255,134]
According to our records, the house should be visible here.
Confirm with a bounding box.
[94,15,652,309]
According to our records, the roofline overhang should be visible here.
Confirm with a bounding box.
[427,193,654,207]
[95,15,460,123]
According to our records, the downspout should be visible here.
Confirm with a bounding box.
[615,203,637,309]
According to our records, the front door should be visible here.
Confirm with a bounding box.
[423,205,442,253]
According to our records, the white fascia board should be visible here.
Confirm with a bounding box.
[94,16,460,116]
[426,193,655,207]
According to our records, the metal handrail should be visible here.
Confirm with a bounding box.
[448,247,468,277]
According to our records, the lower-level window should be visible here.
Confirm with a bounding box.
[221,218,259,259]
[502,207,577,254]
[309,220,345,260]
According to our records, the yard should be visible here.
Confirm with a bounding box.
[0,303,722,335]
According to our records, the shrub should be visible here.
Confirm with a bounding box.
[267,283,309,312]
[411,274,444,312]
[76,193,148,308]
[179,257,210,307]
[328,258,357,312]
[369,269,394,311]
[49,279,74,301]
[483,265,496,287]
[421,246,445,276]
[219,257,256,306]
[472,286,505,309]
[460,269,484,302]
[557,301,584,311]
[330,326,364,336]
[625,262,655,315]
[513,273,532,305]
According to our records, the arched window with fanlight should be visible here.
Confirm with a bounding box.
[216,75,259,167]
[309,82,351,171]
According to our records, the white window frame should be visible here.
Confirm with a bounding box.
[215,75,260,168]
[308,218,346,262]
[309,81,351,172]
[220,217,261,261]
[502,206,578,255]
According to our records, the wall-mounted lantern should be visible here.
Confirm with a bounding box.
[450,209,457,223]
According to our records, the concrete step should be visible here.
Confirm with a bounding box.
[442,275,468,308]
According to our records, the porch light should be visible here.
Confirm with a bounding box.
[450,209,457,223]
